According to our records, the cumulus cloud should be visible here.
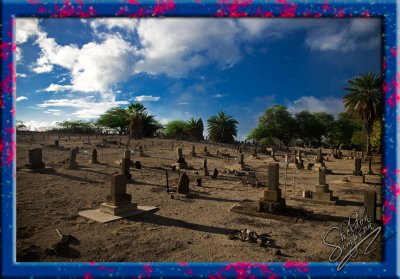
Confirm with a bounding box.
[16,96,28,102]
[287,96,344,117]
[305,18,381,52]
[36,96,129,119]
[16,73,27,78]
[87,18,137,33]
[134,95,160,102]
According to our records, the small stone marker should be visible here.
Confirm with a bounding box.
[135,161,141,169]
[239,153,244,164]
[196,178,202,187]
[137,146,144,157]
[66,148,79,170]
[177,172,190,194]
[26,148,45,169]
[55,140,59,147]
[316,148,323,164]
[99,174,137,215]
[203,146,209,156]
[211,168,218,179]
[191,145,196,156]
[364,191,376,222]
[173,147,188,169]
[91,149,98,164]
[124,149,131,159]
[203,159,209,176]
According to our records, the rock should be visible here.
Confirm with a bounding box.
[274,249,282,256]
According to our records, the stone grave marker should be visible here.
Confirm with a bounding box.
[349,157,365,183]
[66,148,79,170]
[177,172,190,194]
[25,148,45,169]
[364,191,377,222]
[258,163,286,214]
[99,174,137,215]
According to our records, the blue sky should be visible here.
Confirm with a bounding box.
[16,18,381,139]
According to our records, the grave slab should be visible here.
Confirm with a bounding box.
[78,206,158,223]
[349,175,365,184]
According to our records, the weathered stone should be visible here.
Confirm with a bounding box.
[211,168,219,179]
[66,148,79,169]
[319,167,327,185]
[191,145,196,156]
[316,148,323,164]
[139,146,144,157]
[263,189,282,201]
[349,175,365,184]
[364,191,376,222]
[267,163,279,190]
[239,153,244,164]
[55,140,59,147]
[121,158,132,181]
[203,159,209,176]
[124,149,131,159]
[353,157,363,176]
[177,172,190,194]
[91,149,98,163]
[26,148,45,169]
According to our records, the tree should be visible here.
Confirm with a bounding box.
[313,112,335,146]
[249,105,297,150]
[185,118,204,140]
[17,120,27,131]
[164,120,189,139]
[97,107,129,135]
[343,72,382,155]
[327,112,362,148]
[207,111,238,143]
[295,111,319,146]
[56,120,96,134]
[370,119,382,153]
[126,102,162,138]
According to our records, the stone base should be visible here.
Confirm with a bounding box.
[25,162,45,169]
[291,196,338,205]
[22,166,55,173]
[312,163,325,171]
[258,199,286,214]
[349,175,365,184]
[172,162,188,170]
[99,202,138,216]
[263,189,282,201]
[315,184,329,193]
[79,205,158,223]
[312,191,336,202]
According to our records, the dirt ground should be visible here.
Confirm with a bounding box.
[16,133,383,263]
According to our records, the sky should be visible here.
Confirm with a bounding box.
[16,18,381,139]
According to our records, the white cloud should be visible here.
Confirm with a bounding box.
[287,96,344,117]
[36,96,129,119]
[16,73,27,78]
[134,95,160,102]
[42,83,74,92]
[16,96,28,102]
[87,18,137,33]
[16,18,41,44]
[212,94,227,98]
[177,102,189,105]
[22,120,59,131]
[305,18,380,52]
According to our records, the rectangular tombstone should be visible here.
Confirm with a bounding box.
[353,158,363,176]
[267,163,279,190]
[67,148,78,169]
[27,148,45,169]
[364,191,376,222]
[319,167,327,185]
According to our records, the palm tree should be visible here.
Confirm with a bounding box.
[126,103,162,138]
[185,118,204,140]
[126,103,145,138]
[343,72,382,158]
[207,111,238,143]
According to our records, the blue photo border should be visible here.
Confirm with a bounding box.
[1,0,398,278]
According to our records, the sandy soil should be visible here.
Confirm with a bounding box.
[16,133,383,263]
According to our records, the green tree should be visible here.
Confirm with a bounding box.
[97,107,129,135]
[249,105,297,150]
[126,102,162,138]
[207,111,238,143]
[351,130,366,149]
[17,120,27,131]
[295,111,318,146]
[343,72,382,155]
[56,120,96,134]
[370,119,382,152]
[164,120,189,139]
[327,112,362,148]
[185,118,204,140]
[313,112,335,146]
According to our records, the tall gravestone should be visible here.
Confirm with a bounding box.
[121,157,132,181]
[91,149,98,164]
[100,174,137,215]
[349,157,365,183]
[203,159,209,176]
[25,148,45,169]
[177,172,190,194]
[364,191,377,222]
[66,148,79,169]
[258,163,285,214]
[311,167,337,203]
[191,145,196,156]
